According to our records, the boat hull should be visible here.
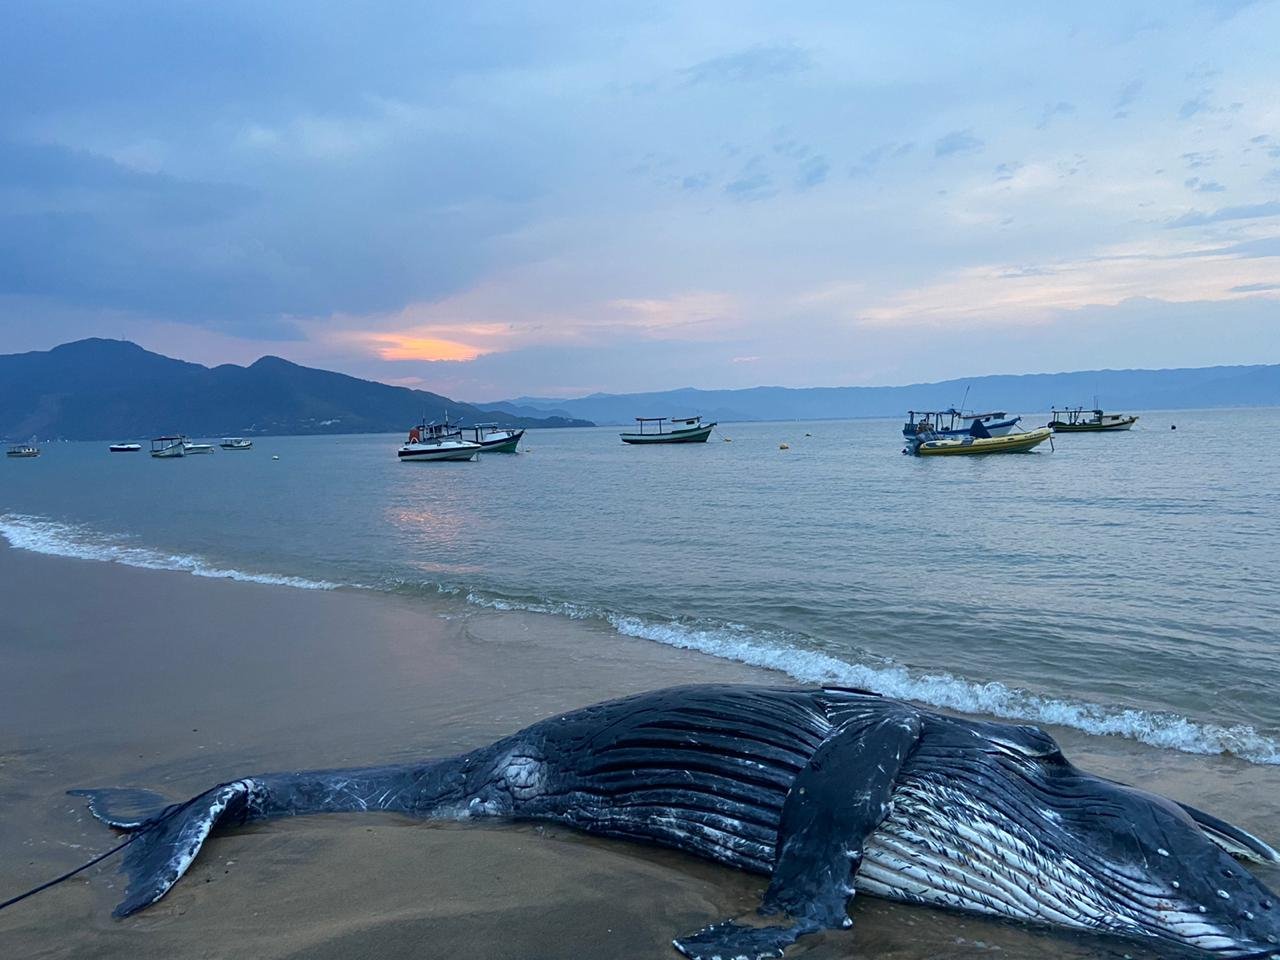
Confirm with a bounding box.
[151,447,185,458]
[6,450,40,458]
[109,444,142,452]
[398,442,481,462]
[476,430,523,452]
[620,424,715,444]
[1048,416,1138,432]
[912,427,1052,456]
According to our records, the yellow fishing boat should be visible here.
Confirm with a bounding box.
[907,426,1053,456]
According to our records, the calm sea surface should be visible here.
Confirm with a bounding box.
[3,410,1278,763]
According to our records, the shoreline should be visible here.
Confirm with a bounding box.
[5,507,1276,767]
[2,541,1278,959]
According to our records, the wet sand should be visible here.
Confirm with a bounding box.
[2,541,1278,959]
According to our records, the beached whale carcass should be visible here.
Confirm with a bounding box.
[66,685,1280,958]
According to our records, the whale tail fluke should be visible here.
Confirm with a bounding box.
[68,787,181,830]
[72,779,254,917]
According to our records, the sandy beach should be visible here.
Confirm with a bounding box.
[2,540,1278,960]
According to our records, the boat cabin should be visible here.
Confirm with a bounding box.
[628,416,703,436]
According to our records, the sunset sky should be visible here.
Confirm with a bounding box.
[2,1,1278,400]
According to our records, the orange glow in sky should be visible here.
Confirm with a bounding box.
[370,334,485,362]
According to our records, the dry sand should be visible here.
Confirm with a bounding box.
[1,542,1277,959]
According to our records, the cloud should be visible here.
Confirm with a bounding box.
[723,172,776,201]
[795,155,829,189]
[1036,101,1076,129]
[364,334,487,362]
[850,141,913,176]
[681,44,812,86]
[1181,150,1217,169]
[994,161,1023,181]
[1167,200,1280,228]
[1198,0,1264,20]
[1184,177,1226,192]
[1113,79,1144,117]
[854,236,1280,329]
[1179,95,1211,119]
[934,129,984,157]
[1230,282,1280,292]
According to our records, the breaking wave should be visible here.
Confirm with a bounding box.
[4,511,1277,766]
[461,590,1280,766]
[0,513,340,591]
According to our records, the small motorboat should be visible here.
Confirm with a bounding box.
[109,442,142,452]
[620,416,716,444]
[1047,407,1138,432]
[466,423,524,452]
[902,409,1022,440]
[183,441,216,454]
[6,444,40,458]
[398,422,481,462]
[220,437,253,450]
[904,414,1052,456]
[150,436,186,458]
[909,427,1053,456]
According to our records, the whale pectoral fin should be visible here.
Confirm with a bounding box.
[1177,801,1280,864]
[761,709,921,928]
[74,780,254,917]
[69,788,180,830]
[673,710,922,958]
[673,918,815,960]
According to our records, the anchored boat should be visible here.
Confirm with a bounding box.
[109,442,142,452]
[901,409,1022,441]
[620,416,716,444]
[466,423,524,453]
[6,443,40,458]
[1048,407,1138,432]
[150,436,186,458]
[183,440,216,454]
[398,422,481,462]
[220,437,253,450]
[904,414,1052,456]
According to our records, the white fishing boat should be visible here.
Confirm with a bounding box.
[150,436,186,458]
[6,444,40,458]
[1047,407,1139,432]
[109,442,142,452]
[902,409,1022,441]
[183,441,216,454]
[220,437,253,450]
[619,415,716,444]
[466,423,524,453]
[397,422,481,462]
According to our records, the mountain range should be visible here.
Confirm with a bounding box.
[487,364,1280,424]
[0,339,591,440]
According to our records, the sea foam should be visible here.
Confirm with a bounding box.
[5,511,1277,766]
[0,513,340,591]
[462,590,1280,766]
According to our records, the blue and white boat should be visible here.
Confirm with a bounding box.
[902,409,1022,441]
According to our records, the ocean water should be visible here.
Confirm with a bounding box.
[3,410,1278,764]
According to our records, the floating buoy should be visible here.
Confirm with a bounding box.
[1171,425,1177,431]
[804,432,811,437]
[779,442,790,450]
[272,455,280,460]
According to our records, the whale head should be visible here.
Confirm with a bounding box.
[1071,777,1280,957]
[873,718,1280,958]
